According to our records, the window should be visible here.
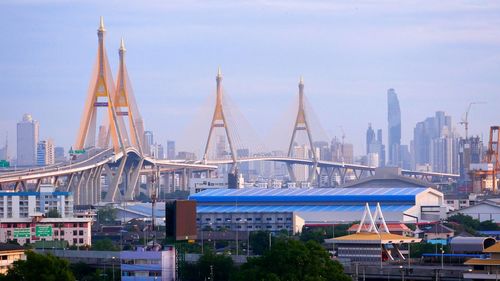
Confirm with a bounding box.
[266,218,272,221]
[60,230,65,235]
[79,230,84,235]
[73,230,77,236]
[247,218,252,221]
[73,238,77,244]
[79,238,83,244]
[277,218,283,221]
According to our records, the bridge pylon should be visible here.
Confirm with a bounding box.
[74,17,127,154]
[287,77,318,183]
[202,68,238,172]
[115,38,145,155]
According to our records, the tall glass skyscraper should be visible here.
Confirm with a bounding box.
[17,114,39,166]
[387,89,401,167]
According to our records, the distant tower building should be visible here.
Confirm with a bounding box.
[0,133,8,160]
[54,146,65,163]
[17,114,39,166]
[387,89,401,167]
[293,145,309,182]
[342,143,354,164]
[377,129,386,167]
[157,144,165,160]
[459,136,482,182]
[97,125,107,148]
[143,131,153,155]
[166,140,176,160]
[37,139,54,166]
[366,123,376,155]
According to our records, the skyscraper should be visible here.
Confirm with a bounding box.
[54,146,65,163]
[17,114,39,166]
[366,123,375,155]
[167,140,176,160]
[387,89,401,167]
[143,131,153,155]
[37,139,54,166]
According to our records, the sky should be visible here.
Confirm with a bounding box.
[1,0,500,158]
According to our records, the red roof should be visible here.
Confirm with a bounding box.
[348,223,412,233]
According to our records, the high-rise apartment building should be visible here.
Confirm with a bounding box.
[412,111,458,174]
[167,140,176,160]
[459,136,482,182]
[37,139,55,166]
[54,146,65,163]
[17,114,39,166]
[387,89,401,167]
[156,144,165,160]
[0,134,7,161]
[143,131,153,155]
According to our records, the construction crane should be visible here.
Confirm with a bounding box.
[460,102,485,139]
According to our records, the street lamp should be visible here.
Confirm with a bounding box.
[441,246,444,270]
[112,256,115,281]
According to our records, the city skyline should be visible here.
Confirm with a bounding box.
[1,1,500,157]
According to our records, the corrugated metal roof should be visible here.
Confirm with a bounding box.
[190,187,425,203]
[196,204,413,213]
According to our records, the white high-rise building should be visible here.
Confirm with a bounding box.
[17,114,39,166]
[37,139,55,166]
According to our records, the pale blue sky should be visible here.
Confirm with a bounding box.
[1,0,499,157]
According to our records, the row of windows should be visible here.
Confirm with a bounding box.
[202,217,292,222]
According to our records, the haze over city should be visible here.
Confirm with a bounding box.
[1,0,500,157]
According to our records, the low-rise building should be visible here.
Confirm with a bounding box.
[348,223,413,237]
[0,216,92,247]
[0,243,25,275]
[448,200,500,222]
[326,203,421,263]
[190,186,446,227]
[121,246,176,281]
[0,185,73,219]
[464,242,500,280]
[444,193,477,211]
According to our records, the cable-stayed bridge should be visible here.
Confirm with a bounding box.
[0,18,459,203]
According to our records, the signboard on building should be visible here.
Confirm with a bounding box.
[14,228,31,238]
[35,226,53,237]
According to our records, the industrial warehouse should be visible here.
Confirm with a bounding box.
[189,186,446,232]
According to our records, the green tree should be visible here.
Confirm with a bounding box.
[91,238,119,251]
[479,220,499,231]
[180,251,236,281]
[299,226,326,244]
[0,251,75,281]
[233,239,350,281]
[97,206,117,224]
[447,213,480,235]
[46,208,61,218]
[249,231,271,255]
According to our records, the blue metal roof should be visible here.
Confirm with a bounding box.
[189,187,425,203]
[197,204,413,213]
[0,191,71,196]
